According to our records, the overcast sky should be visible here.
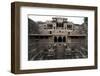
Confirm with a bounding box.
[28,14,85,24]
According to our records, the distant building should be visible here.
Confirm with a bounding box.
[29,17,87,50]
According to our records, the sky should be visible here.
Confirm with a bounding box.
[28,14,85,24]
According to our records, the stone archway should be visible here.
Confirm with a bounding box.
[54,36,57,42]
[58,36,62,42]
[63,36,66,42]
[54,36,66,43]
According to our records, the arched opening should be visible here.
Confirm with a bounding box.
[63,36,66,42]
[49,31,52,34]
[58,36,62,42]
[54,37,57,42]
[67,25,72,30]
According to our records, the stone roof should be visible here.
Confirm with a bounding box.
[29,34,53,36]
[68,32,86,37]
